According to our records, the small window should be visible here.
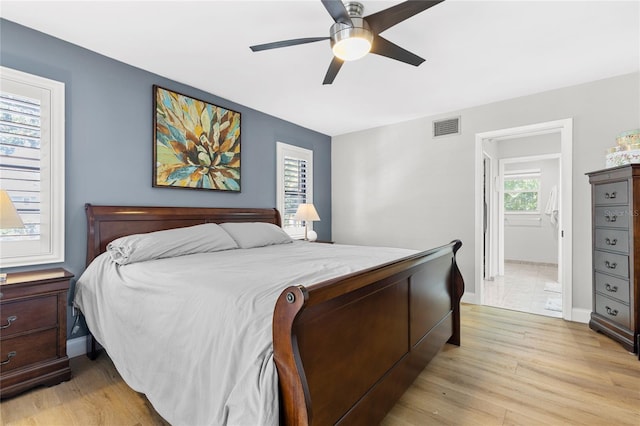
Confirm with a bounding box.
[0,67,65,267]
[276,142,313,239]
[504,171,540,213]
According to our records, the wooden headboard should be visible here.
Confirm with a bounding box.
[84,204,281,266]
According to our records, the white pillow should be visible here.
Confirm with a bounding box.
[219,222,292,249]
[107,223,238,265]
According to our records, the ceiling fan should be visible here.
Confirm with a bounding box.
[250,0,444,85]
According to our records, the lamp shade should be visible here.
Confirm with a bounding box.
[293,203,320,222]
[0,190,25,229]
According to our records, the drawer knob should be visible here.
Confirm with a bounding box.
[604,261,617,269]
[0,315,17,329]
[605,306,619,316]
[605,238,618,246]
[605,191,617,199]
[605,283,619,293]
[604,215,618,223]
[0,351,16,366]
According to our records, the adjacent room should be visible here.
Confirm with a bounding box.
[0,1,638,425]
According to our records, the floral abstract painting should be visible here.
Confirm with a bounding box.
[153,86,241,191]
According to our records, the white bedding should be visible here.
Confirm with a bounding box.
[74,241,417,426]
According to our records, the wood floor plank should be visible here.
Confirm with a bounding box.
[1,304,638,425]
[383,305,640,425]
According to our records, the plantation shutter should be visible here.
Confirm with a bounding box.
[276,142,313,239]
[0,91,41,242]
[0,67,65,267]
[283,156,308,228]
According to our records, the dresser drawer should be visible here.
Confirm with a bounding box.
[0,295,57,338]
[594,181,628,205]
[594,228,629,254]
[594,206,630,229]
[0,329,57,374]
[593,250,629,278]
[595,294,630,329]
[594,272,630,304]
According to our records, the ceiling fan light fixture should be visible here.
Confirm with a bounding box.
[332,37,371,61]
[330,18,373,61]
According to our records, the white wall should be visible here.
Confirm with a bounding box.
[332,72,640,313]
[503,158,559,264]
[498,133,560,157]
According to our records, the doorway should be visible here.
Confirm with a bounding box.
[488,153,561,317]
[474,119,573,320]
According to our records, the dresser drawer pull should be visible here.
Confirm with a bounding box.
[604,191,617,199]
[0,351,16,366]
[0,315,17,329]
[605,306,619,316]
[604,214,618,223]
[605,283,619,293]
[604,261,618,269]
[604,238,618,246]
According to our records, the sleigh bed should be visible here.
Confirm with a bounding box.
[76,204,464,425]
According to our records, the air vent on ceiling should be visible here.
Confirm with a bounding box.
[433,117,461,138]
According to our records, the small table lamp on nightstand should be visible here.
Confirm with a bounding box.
[294,203,320,241]
[0,190,25,282]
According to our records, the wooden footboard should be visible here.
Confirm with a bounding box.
[273,240,464,426]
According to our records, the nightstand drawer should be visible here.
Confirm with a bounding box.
[595,294,630,329]
[594,228,629,254]
[594,181,628,205]
[0,329,57,373]
[0,295,57,337]
[594,206,630,229]
[593,250,629,278]
[594,272,630,304]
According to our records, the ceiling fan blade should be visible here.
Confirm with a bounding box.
[370,35,425,66]
[250,37,329,52]
[323,57,344,85]
[365,0,444,34]
[321,0,353,26]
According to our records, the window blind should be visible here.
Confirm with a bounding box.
[283,156,307,228]
[0,91,41,242]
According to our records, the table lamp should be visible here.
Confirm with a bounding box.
[293,203,320,241]
[0,190,25,282]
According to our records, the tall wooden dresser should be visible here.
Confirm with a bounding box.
[587,165,639,356]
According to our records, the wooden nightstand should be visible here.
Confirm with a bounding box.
[313,240,334,244]
[0,268,73,398]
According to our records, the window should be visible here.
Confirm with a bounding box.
[0,67,65,267]
[504,171,540,213]
[276,142,313,239]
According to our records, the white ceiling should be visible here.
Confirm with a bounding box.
[2,1,638,136]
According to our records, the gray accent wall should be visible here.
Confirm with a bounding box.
[0,19,331,336]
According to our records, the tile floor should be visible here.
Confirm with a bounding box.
[483,261,562,318]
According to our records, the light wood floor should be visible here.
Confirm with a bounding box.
[2,304,638,425]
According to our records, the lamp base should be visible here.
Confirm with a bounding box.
[307,230,318,242]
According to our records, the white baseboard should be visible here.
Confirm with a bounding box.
[67,335,88,358]
[570,308,591,324]
[461,292,477,304]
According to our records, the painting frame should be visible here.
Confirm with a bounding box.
[153,85,241,192]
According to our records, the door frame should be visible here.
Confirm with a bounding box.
[474,118,573,320]
[483,152,499,281]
